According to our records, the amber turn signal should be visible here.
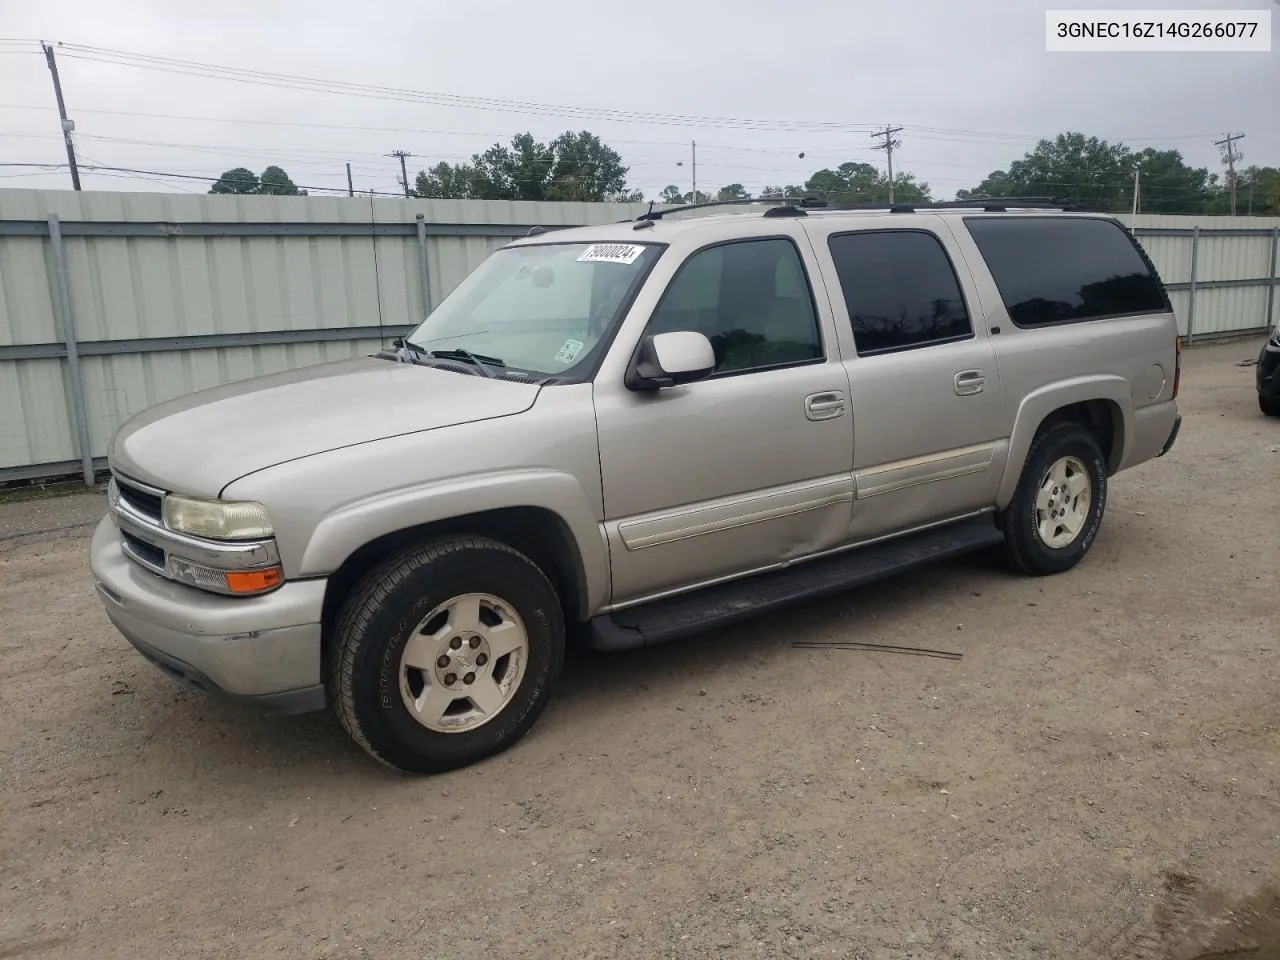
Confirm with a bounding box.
[225,566,284,595]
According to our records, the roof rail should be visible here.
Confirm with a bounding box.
[636,196,824,221]
[816,197,1074,213]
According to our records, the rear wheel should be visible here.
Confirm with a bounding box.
[1002,422,1108,576]
[1260,394,1280,418]
[328,536,565,774]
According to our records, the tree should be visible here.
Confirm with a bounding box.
[657,186,711,205]
[716,183,749,201]
[760,184,808,199]
[954,133,1251,215]
[414,161,478,199]
[257,165,304,196]
[957,132,1131,211]
[1235,166,1280,215]
[210,167,259,195]
[459,132,554,200]
[412,130,637,202]
[545,131,630,202]
[659,184,686,205]
[802,162,930,203]
[209,165,306,196]
[1127,148,1213,214]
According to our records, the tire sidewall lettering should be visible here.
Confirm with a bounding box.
[377,598,433,714]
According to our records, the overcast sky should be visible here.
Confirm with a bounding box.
[1,0,1276,200]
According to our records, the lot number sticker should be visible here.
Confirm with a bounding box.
[576,244,646,265]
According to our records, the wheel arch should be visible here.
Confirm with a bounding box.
[320,505,597,662]
[302,471,609,656]
[996,378,1130,509]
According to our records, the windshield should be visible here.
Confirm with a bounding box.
[405,241,664,379]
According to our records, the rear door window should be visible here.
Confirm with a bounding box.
[964,216,1168,327]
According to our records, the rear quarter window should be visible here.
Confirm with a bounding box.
[964,216,1169,327]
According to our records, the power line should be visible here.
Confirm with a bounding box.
[0,101,739,150]
[0,161,406,196]
[0,161,686,197]
[48,41,885,133]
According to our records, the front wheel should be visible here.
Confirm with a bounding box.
[1002,422,1108,576]
[328,536,565,774]
[1260,394,1280,418]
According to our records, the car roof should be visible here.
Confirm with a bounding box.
[505,207,1118,249]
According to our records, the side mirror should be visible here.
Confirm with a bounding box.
[626,331,716,391]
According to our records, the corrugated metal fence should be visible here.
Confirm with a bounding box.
[1123,213,1280,343]
[1,190,1277,484]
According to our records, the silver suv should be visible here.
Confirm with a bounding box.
[90,198,1183,773]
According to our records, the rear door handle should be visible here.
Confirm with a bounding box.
[954,370,987,396]
[805,391,847,421]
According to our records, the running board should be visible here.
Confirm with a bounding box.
[586,515,1004,651]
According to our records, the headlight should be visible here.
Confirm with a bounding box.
[162,495,273,540]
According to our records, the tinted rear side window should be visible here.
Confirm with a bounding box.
[827,230,973,356]
[965,217,1167,327]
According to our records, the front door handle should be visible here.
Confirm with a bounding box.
[805,391,847,421]
[954,370,987,396]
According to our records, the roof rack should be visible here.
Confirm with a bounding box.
[636,196,824,221]
[815,197,1075,213]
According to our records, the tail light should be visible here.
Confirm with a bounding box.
[1172,336,1182,399]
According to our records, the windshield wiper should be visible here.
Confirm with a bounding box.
[428,348,504,378]
[389,337,428,364]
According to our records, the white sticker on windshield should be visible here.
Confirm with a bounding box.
[555,339,585,364]
[576,243,645,265]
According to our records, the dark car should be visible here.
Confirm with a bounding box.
[1260,327,1280,418]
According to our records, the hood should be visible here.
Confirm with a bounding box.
[110,357,541,497]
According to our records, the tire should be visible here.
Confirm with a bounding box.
[1001,421,1108,577]
[328,535,565,774]
[1260,394,1280,418]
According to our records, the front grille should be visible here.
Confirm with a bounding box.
[120,530,165,571]
[115,477,163,522]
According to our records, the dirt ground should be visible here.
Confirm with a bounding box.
[2,339,1278,960]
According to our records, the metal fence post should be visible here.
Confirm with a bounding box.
[415,213,432,316]
[46,214,94,488]
[1185,226,1200,343]
[1267,227,1279,330]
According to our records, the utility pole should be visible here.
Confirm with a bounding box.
[388,150,413,198]
[41,43,81,191]
[1132,166,1141,215]
[346,162,354,197]
[1214,132,1245,216]
[691,141,697,202]
[871,125,903,203]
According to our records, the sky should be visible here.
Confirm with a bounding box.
[0,0,1276,200]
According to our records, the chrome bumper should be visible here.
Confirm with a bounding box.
[90,516,327,713]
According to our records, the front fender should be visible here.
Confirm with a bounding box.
[995,376,1132,509]
[295,468,610,613]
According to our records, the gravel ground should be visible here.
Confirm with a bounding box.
[2,339,1278,960]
